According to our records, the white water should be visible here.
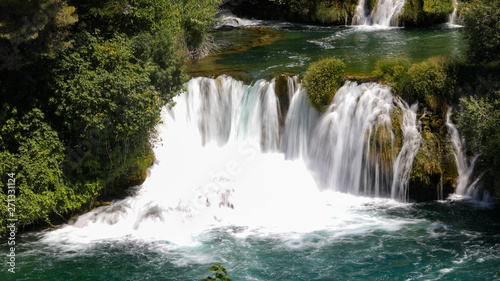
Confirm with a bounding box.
[308,82,419,199]
[446,109,492,202]
[215,10,261,28]
[41,76,422,246]
[352,0,406,27]
[352,0,371,26]
[447,0,461,27]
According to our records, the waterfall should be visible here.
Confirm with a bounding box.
[215,9,261,28]
[352,0,405,27]
[50,76,426,241]
[307,81,418,200]
[391,100,420,201]
[447,0,461,27]
[446,109,492,202]
[352,0,371,26]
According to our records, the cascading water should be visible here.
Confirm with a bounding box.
[215,10,261,28]
[281,87,319,160]
[391,99,420,200]
[352,0,406,27]
[352,0,371,26]
[41,76,421,241]
[308,81,419,199]
[446,109,492,202]
[448,0,460,27]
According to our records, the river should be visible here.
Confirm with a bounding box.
[3,17,500,281]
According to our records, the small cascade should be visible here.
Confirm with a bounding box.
[215,9,260,28]
[448,0,460,27]
[446,109,491,201]
[352,0,371,25]
[282,88,319,160]
[391,100,420,201]
[237,78,281,151]
[352,0,405,27]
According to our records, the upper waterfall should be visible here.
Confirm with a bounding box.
[352,0,406,27]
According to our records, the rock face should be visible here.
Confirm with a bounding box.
[408,107,458,202]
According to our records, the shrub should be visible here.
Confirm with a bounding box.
[408,56,457,112]
[374,57,413,99]
[304,58,346,112]
[456,92,500,160]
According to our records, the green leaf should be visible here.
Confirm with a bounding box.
[209,266,219,272]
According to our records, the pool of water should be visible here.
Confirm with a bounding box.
[188,23,464,78]
[5,197,500,280]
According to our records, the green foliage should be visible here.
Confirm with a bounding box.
[422,0,454,16]
[69,0,181,38]
[462,0,500,64]
[132,29,187,101]
[456,92,500,163]
[178,0,222,49]
[374,56,457,114]
[408,56,457,112]
[315,1,358,25]
[304,58,346,112]
[402,0,454,26]
[0,0,78,69]
[202,264,232,281]
[0,107,100,230]
[49,32,164,184]
[374,57,413,98]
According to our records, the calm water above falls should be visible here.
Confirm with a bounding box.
[193,23,464,77]
[3,76,499,281]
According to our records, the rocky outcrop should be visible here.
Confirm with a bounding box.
[408,108,458,202]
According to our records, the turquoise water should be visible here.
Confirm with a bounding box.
[4,199,500,280]
[190,23,464,78]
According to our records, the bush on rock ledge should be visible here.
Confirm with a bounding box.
[304,58,346,112]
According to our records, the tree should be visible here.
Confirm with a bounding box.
[462,0,500,64]
[48,33,164,184]
[0,0,78,69]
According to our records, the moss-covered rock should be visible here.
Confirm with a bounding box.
[274,73,293,127]
[409,110,458,202]
[99,150,155,202]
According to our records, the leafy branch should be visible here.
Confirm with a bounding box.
[202,264,232,281]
